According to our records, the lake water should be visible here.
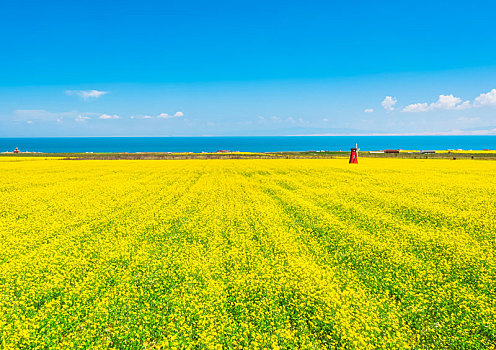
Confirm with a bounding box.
[1,136,495,153]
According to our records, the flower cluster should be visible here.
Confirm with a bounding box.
[0,158,495,349]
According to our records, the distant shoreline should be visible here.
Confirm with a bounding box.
[2,150,496,160]
[1,135,495,154]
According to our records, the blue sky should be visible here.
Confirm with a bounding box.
[1,0,496,136]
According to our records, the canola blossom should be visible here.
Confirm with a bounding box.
[0,158,495,349]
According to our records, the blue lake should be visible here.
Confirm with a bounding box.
[1,136,495,153]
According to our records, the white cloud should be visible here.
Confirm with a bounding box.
[364,108,374,113]
[26,120,33,124]
[432,94,462,109]
[474,89,496,107]
[66,90,108,100]
[400,89,496,113]
[455,101,472,110]
[11,109,113,123]
[142,115,153,119]
[403,94,471,112]
[322,118,329,122]
[381,96,397,111]
[157,111,184,119]
[75,115,91,123]
[98,114,120,120]
[432,94,470,110]
[402,102,430,113]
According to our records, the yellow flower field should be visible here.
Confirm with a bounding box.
[1,158,495,349]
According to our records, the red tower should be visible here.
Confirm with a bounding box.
[349,148,358,164]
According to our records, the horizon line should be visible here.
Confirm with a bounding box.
[1,133,496,138]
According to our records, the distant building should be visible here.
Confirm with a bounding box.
[216,150,231,153]
[420,150,436,154]
[383,149,399,153]
[13,147,20,154]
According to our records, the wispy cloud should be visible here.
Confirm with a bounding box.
[458,116,480,122]
[295,128,496,136]
[129,111,184,120]
[130,115,154,119]
[381,96,397,111]
[66,90,108,100]
[14,109,79,121]
[75,115,91,123]
[14,109,58,120]
[98,114,120,120]
[256,115,305,125]
[364,108,374,113]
